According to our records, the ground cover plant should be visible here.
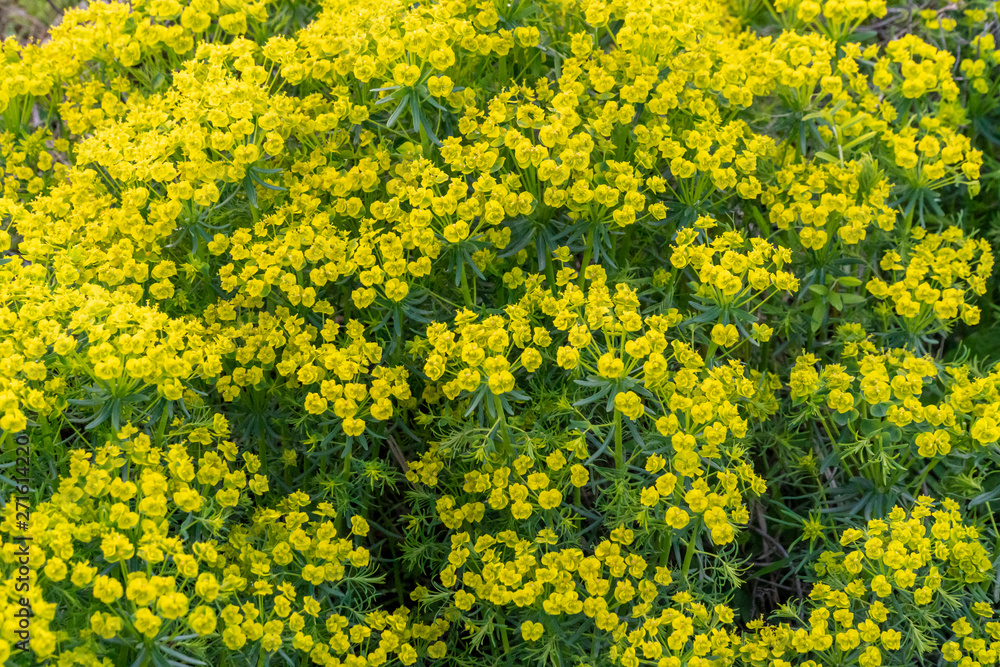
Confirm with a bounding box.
[2,0,1000,665]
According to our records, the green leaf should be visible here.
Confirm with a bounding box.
[811,302,826,332]
[386,97,407,128]
[860,419,883,434]
[409,91,422,135]
[683,307,723,325]
[831,408,858,426]
[249,168,287,191]
[842,131,878,150]
[417,106,442,146]
[242,173,258,209]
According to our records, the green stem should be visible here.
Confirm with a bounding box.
[681,521,702,585]
[259,432,268,476]
[154,404,170,448]
[459,262,473,308]
[493,393,512,454]
[419,121,431,160]
[335,445,354,536]
[578,226,594,288]
[818,412,839,450]
[659,533,672,567]
[544,252,558,297]
[38,414,53,457]
[758,338,772,375]
[342,444,353,477]
[617,226,632,268]
[704,341,718,367]
[614,408,623,471]
[912,459,939,496]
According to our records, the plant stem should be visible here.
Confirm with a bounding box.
[459,262,473,308]
[912,459,938,496]
[578,225,594,288]
[614,408,623,471]
[493,393,512,454]
[342,444,353,477]
[681,521,701,585]
[544,252,558,297]
[659,533,672,567]
[154,403,170,448]
[704,341,718,367]
[419,121,431,160]
[259,432,268,476]
[617,226,632,267]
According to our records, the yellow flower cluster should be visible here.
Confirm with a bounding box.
[742,498,995,666]
[0,0,997,663]
[0,421,447,665]
[765,158,897,249]
[774,0,888,41]
[0,246,409,439]
[866,226,993,333]
[790,331,1000,458]
[413,448,749,667]
[670,222,799,343]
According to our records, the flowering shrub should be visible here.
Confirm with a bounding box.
[1,0,999,664]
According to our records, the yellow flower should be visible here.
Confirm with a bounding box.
[538,489,563,509]
[870,574,891,598]
[614,391,644,420]
[751,323,773,342]
[556,346,580,369]
[399,643,418,666]
[665,507,690,529]
[351,516,370,537]
[521,621,544,641]
[971,417,999,444]
[222,626,247,650]
[134,608,162,638]
[454,590,475,610]
[598,353,625,379]
[93,576,123,604]
[488,371,515,394]
[710,324,739,347]
[157,592,189,620]
[90,612,123,639]
[393,64,421,87]
[304,393,328,416]
[343,418,366,437]
[881,629,902,650]
[428,75,453,98]
[189,606,217,636]
[384,278,409,302]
